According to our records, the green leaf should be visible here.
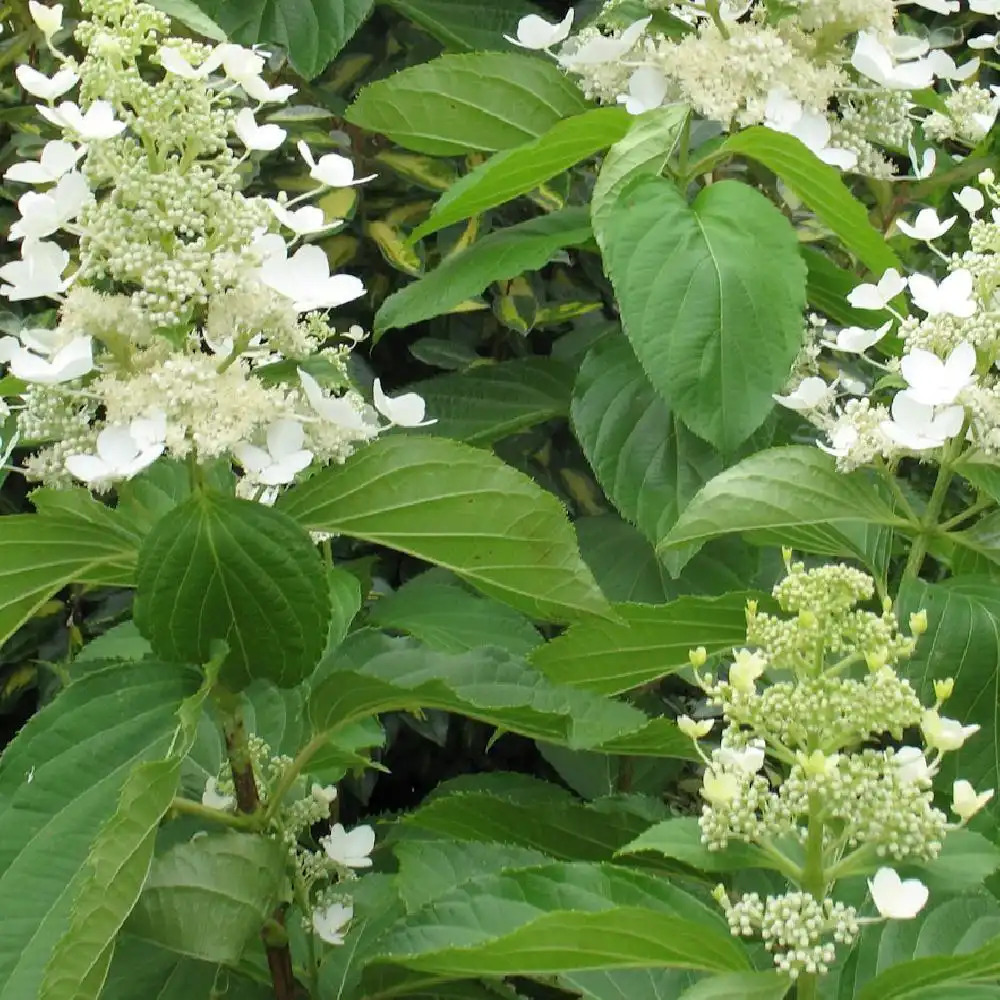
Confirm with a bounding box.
[276,436,613,622]
[309,633,647,749]
[403,358,575,445]
[657,446,907,575]
[134,492,331,690]
[75,621,151,664]
[617,816,781,873]
[381,0,545,51]
[0,662,196,1000]
[0,505,141,647]
[410,108,630,241]
[369,574,541,655]
[126,833,284,963]
[677,972,790,1000]
[345,52,588,155]
[115,457,236,532]
[530,594,752,695]
[561,969,697,1000]
[377,209,592,334]
[596,177,806,451]
[191,0,374,77]
[370,862,750,976]
[571,335,721,544]
[721,127,900,276]
[39,660,216,1000]
[575,515,674,604]
[147,0,226,40]
[325,566,363,656]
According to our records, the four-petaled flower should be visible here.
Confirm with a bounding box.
[321,823,376,868]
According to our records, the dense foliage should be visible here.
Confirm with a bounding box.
[2,1,1000,999]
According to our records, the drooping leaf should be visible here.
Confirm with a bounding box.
[596,177,806,451]
[276,436,613,622]
[377,210,592,334]
[530,594,752,695]
[410,108,630,241]
[571,335,721,544]
[134,492,331,690]
[369,574,541,655]
[382,0,545,51]
[402,359,575,444]
[0,662,196,1000]
[191,0,374,78]
[345,52,587,155]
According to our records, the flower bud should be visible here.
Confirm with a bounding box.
[781,546,793,565]
[864,647,888,671]
[678,714,714,740]
[311,783,337,806]
[799,609,817,629]
[701,768,740,806]
[729,648,766,693]
[952,779,994,821]
[798,749,839,778]
[688,646,707,668]
[909,610,928,636]
[934,677,954,703]
[28,1,62,40]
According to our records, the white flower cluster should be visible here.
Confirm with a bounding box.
[776,170,1000,471]
[201,734,375,947]
[1,0,432,496]
[679,553,992,978]
[507,0,1000,177]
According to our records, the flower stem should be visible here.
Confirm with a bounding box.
[263,733,331,826]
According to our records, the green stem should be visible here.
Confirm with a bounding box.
[939,495,995,532]
[901,437,962,585]
[263,733,331,825]
[796,798,827,1000]
[167,796,258,830]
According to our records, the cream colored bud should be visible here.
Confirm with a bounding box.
[688,646,707,668]
[980,167,996,185]
[952,779,994,821]
[677,714,714,740]
[909,609,928,636]
[934,677,954,702]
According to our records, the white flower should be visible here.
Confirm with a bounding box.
[907,270,977,318]
[822,321,891,354]
[0,240,70,300]
[504,8,573,49]
[372,378,435,428]
[617,67,668,116]
[312,902,353,945]
[818,424,860,459]
[298,368,375,435]
[909,0,958,11]
[729,648,766,692]
[956,186,985,216]
[267,199,337,236]
[952,780,994,821]
[65,412,167,487]
[38,100,125,140]
[851,32,936,90]
[9,170,90,241]
[311,783,338,805]
[773,376,829,411]
[233,107,286,151]
[242,76,297,104]
[233,418,313,486]
[922,710,980,752]
[894,746,934,784]
[217,43,266,85]
[890,35,930,60]
[718,742,765,776]
[19,325,75,355]
[5,139,84,184]
[925,50,979,82]
[763,90,857,170]
[868,868,929,920]
[971,0,1000,11]
[28,1,62,40]
[15,64,78,101]
[157,45,218,79]
[201,777,235,811]
[881,394,964,451]
[900,342,976,406]
[968,34,997,51]
[847,269,906,311]
[895,208,956,242]
[701,769,741,806]
[297,141,376,187]
[321,823,375,868]
[558,17,650,67]
[678,715,714,740]
[8,334,92,384]
[258,244,364,313]
[908,144,936,180]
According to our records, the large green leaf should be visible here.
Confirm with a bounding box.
[382,0,544,51]
[309,633,646,749]
[403,358,575,445]
[530,594,751,695]
[39,662,216,1000]
[596,177,806,451]
[369,573,541,655]
[191,0,373,77]
[126,833,283,963]
[410,108,630,240]
[561,968,695,1000]
[276,436,613,622]
[134,492,331,690]
[370,861,750,976]
[345,52,587,155]
[657,446,908,575]
[721,127,900,275]
[678,972,790,1000]
[0,662,196,1000]
[571,335,720,544]
[377,210,592,334]
[575,515,674,604]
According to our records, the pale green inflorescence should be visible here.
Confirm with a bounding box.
[685,552,988,980]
